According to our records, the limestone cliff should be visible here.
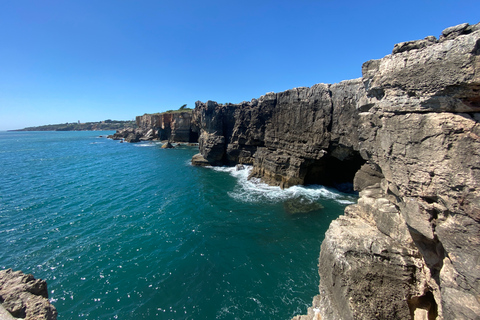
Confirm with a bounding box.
[108,111,198,143]
[192,81,364,190]
[193,22,480,319]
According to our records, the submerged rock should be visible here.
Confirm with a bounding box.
[283,196,324,214]
[191,153,210,167]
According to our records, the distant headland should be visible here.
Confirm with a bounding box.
[9,119,137,132]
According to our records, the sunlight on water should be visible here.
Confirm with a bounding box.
[0,131,355,320]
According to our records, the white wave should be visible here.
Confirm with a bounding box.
[210,166,357,204]
[133,143,156,147]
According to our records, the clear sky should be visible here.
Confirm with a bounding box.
[1,0,479,130]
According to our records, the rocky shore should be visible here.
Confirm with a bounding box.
[108,111,199,143]
[0,269,57,320]
[4,22,478,320]
[192,22,480,319]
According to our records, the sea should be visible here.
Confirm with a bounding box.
[0,131,356,320]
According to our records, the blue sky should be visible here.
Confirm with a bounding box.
[1,0,479,130]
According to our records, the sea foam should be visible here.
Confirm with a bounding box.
[211,166,356,205]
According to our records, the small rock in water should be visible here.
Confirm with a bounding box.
[283,196,324,214]
[161,142,174,149]
[235,164,245,171]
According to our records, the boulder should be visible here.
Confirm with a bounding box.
[0,269,57,320]
[191,153,210,167]
[160,142,174,149]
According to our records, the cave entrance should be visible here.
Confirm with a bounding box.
[303,151,365,193]
[189,129,199,143]
[157,128,171,141]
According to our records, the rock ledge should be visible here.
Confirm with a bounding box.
[0,269,57,320]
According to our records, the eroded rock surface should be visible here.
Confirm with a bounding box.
[192,22,480,319]
[108,111,199,143]
[0,269,57,320]
[193,80,365,189]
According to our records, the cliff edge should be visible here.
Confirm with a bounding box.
[193,22,480,319]
[108,111,199,143]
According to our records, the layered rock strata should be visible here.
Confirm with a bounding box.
[0,269,57,320]
[108,112,198,143]
[192,80,365,188]
[193,23,480,319]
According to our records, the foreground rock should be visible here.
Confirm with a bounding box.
[108,111,199,143]
[192,22,480,319]
[0,269,57,320]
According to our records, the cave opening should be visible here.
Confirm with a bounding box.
[303,151,365,193]
[189,129,199,143]
[157,128,171,141]
[407,291,438,320]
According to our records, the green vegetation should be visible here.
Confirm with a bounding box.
[163,104,193,114]
[12,120,137,131]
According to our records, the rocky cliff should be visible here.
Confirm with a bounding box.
[0,269,57,320]
[192,22,480,319]
[108,111,198,143]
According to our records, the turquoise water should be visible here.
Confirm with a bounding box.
[0,131,355,319]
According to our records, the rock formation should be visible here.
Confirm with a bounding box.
[108,111,199,143]
[193,22,480,319]
[0,269,57,320]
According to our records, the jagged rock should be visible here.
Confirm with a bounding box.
[392,35,438,54]
[193,81,365,188]
[317,203,437,320]
[235,164,245,171]
[108,128,143,142]
[190,22,480,320]
[353,162,384,191]
[0,269,57,320]
[191,153,210,166]
[108,112,199,143]
[161,142,174,149]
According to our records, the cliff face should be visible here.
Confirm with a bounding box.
[193,23,480,319]
[109,111,198,143]
[193,81,365,189]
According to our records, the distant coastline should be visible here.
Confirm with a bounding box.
[9,120,136,132]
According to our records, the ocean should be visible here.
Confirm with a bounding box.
[0,131,356,320]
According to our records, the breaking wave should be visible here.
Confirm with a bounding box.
[210,166,357,205]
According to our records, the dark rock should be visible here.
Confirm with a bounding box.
[235,164,245,171]
[283,196,324,214]
[160,142,174,149]
[193,82,365,187]
[439,22,478,42]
